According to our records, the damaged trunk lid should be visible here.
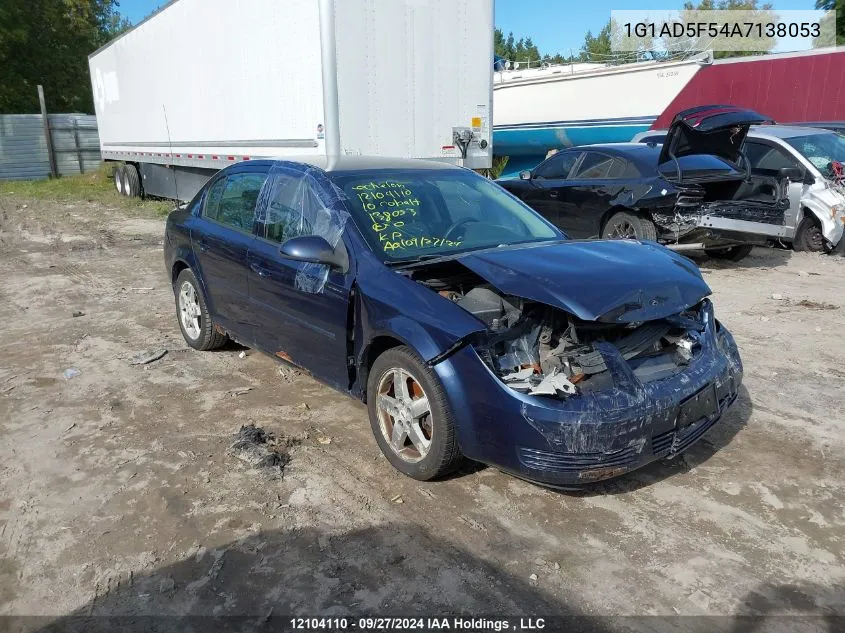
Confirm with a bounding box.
[659,105,773,170]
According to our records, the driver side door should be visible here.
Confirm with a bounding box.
[520,151,582,229]
[247,165,355,390]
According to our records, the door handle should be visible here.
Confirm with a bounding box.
[249,262,270,278]
[549,190,559,198]
[198,240,209,253]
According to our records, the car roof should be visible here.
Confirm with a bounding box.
[749,124,835,140]
[232,155,463,173]
[556,142,663,167]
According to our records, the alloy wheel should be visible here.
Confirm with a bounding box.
[375,368,433,463]
[610,220,637,239]
[178,281,202,340]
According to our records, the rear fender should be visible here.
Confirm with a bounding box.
[170,247,217,314]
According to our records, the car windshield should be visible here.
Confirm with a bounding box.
[784,132,845,177]
[330,168,561,262]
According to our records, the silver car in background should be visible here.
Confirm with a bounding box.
[633,125,845,253]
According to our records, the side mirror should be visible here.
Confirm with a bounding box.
[803,172,816,185]
[279,235,349,272]
[779,166,803,182]
[519,170,532,180]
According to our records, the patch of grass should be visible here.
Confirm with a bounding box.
[0,163,174,217]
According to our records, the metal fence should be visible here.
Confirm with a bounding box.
[0,113,101,181]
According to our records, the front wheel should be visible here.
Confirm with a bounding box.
[705,244,754,262]
[601,210,657,241]
[793,216,825,252]
[367,346,462,481]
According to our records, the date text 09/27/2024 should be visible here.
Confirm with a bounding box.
[289,617,547,631]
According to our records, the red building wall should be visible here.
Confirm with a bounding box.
[652,49,845,129]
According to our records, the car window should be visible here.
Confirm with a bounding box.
[203,171,267,231]
[255,170,315,244]
[534,152,579,180]
[744,141,798,171]
[203,178,227,221]
[573,152,615,179]
[606,158,639,179]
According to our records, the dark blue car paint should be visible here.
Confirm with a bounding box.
[164,158,744,487]
[430,300,741,486]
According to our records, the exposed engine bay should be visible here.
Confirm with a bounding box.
[402,261,704,400]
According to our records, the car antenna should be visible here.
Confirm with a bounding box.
[162,104,179,202]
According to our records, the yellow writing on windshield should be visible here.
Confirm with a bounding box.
[353,181,461,253]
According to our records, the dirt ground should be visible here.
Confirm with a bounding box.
[0,193,843,630]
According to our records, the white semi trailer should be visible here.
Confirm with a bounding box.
[89,0,494,201]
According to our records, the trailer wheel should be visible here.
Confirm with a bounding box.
[113,164,125,194]
[123,164,141,197]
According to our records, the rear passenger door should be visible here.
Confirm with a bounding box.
[191,168,268,338]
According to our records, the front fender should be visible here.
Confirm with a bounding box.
[362,316,459,365]
[802,192,844,246]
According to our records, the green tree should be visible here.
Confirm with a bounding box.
[580,22,613,61]
[0,0,130,114]
[494,28,545,69]
[815,0,844,45]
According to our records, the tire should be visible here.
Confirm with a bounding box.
[793,216,825,252]
[113,164,124,195]
[601,210,658,241]
[367,346,462,481]
[123,163,141,197]
[705,244,754,262]
[173,268,228,351]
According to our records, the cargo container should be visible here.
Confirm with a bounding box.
[89,0,494,200]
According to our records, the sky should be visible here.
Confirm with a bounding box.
[117,0,821,56]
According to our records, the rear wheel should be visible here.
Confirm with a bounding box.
[367,346,462,481]
[793,215,825,252]
[601,210,657,241]
[174,268,228,351]
[123,163,141,197]
[113,164,124,194]
[705,244,754,262]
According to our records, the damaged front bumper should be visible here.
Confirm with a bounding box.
[434,301,742,488]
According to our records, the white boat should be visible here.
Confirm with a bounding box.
[493,53,712,176]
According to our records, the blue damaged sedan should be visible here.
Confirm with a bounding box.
[164,156,742,487]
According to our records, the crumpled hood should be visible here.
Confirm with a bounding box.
[457,240,711,323]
